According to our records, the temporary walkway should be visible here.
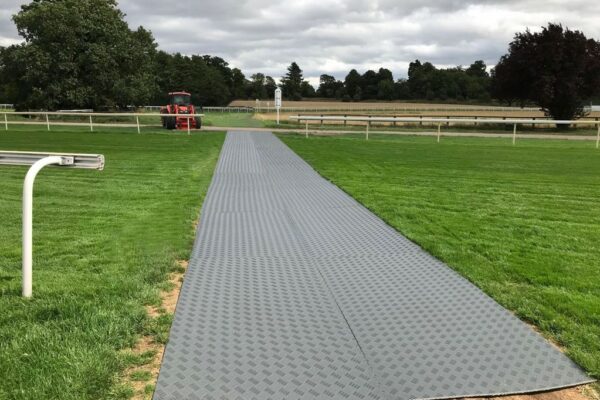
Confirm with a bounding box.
[154,131,591,400]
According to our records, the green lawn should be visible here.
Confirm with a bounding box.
[280,133,600,381]
[0,127,224,399]
[202,111,265,128]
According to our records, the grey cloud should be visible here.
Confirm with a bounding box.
[1,0,600,81]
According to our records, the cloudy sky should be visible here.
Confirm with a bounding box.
[1,0,600,85]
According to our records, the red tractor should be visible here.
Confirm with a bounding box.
[160,92,202,130]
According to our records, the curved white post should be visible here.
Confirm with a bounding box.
[22,156,63,298]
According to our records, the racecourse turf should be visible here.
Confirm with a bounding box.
[281,133,600,383]
[0,127,224,399]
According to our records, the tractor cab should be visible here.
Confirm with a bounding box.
[161,91,201,130]
[169,92,192,106]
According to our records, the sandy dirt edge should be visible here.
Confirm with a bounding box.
[122,259,188,400]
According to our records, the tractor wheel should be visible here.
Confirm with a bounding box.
[194,117,202,129]
[165,117,176,130]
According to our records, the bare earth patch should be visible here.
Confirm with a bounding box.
[123,260,189,400]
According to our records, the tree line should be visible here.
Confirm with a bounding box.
[0,0,599,121]
[309,59,491,102]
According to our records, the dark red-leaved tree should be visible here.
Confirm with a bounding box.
[492,23,600,127]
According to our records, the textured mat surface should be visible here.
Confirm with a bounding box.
[154,131,592,400]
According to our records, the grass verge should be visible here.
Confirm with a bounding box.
[280,133,600,384]
[201,112,265,128]
[0,127,224,399]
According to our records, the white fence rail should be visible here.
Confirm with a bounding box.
[203,106,253,113]
[254,105,542,113]
[290,115,600,147]
[142,105,545,113]
[1,111,204,134]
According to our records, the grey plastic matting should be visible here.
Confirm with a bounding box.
[154,131,592,400]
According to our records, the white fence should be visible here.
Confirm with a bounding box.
[253,105,543,113]
[289,115,600,146]
[0,111,204,134]
[142,105,544,113]
[203,106,253,113]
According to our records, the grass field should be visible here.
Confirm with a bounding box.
[280,133,600,383]
[0,127,224,399]
[201,111,264,128]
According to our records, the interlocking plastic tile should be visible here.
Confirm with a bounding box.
[154,131,592,400]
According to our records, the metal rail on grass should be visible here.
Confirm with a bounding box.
[0,151,105,298]
[290,115,600,147]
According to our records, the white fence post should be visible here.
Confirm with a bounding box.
[46,113,50,131]
[89,115,93,132]
[437,123,441,143]
[305,120,308,138]
[4,113,7,131]
[366,120,370,140]
[596,124,599,149]
[136,116,140,134]
[513,124,517,145]
[187,117,191,135]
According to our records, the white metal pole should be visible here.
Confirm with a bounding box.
[89,115,93,132]
[513,123,517,145]
[22,156,63,298]
[46,113,50,131]
[277,108,280,125]
[187,117,191,135]
[305,120,308,138]
[136,116,140,134]
[4,113,7,131]
[437,123,441,143]
[366,121,370,140]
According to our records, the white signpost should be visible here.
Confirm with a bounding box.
[275,88,282,125]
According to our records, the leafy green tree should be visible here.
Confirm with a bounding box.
[281,62,304,100]
[361,70,379,99]
[249,73,267,99]
[264,76,277,98]
[317,74,344,98]
[150,52,233,106]
[230,68,247,99]
[395,79,410,99]
[466,60,488,79]
[353,87,363,101]
[492,23,600,122]
[344,69,362,99]
[1,0,157,110]
[377,80,395,100]
[300,81,316,98]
